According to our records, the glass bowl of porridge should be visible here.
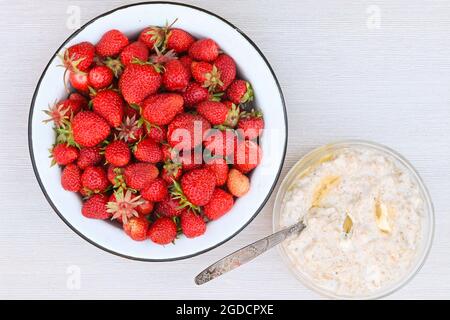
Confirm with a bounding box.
[273,140,434,299]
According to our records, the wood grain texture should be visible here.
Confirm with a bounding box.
[0,0,449,299]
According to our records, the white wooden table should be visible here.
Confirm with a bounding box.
[1,0,449,299]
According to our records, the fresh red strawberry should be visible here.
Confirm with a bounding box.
[133,138,163,163]
[190,61,212,84]
[227,168,250,197]
[61,163,81,192]
[214,54,236,91]
[107,189,144,223]
[82,194,110,219]
[124,162,158,190]
[107,165,125,188]
[120,41,149,66]
[141,178,168,202]
[203,188,234,220]
[69,92,88,107]
[92,90,124,127]
[116,116,144,143]
[137,200,154,216]
[237,111,264,140]
[189,38,219,62]
[161,161,182,183]
[105,140,130,167]
[165,28,195,53]
[119,64,162,104]
[96,29,129,57]
[142,93,184,125]
[69,71,89,93]
[234,140,262,173]
[123,216,150,241]
[123,103,139,118]
[51,143,79,165]
[167,113,211,149]
[77,146,102,170]
[62,41,95,72]
[138,26,165,50]
[205,157,229,186]
[81,166,110,193]
[180,210,206,238]
[178,55,193,69]
[148,217,177,245]
[146,125,167,143]
[72,111,111,147]
[88,65,113,90]
[226,80,253,104]
[175,149,203,171]
[155,195,185,217]
[203,128,237,157]
[43,99,83,128]
[197,101,239,127]
[183,82,208,108]
[162,60,190,91]
[179,168,216,206]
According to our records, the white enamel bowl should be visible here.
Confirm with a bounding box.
[28,2,287,261]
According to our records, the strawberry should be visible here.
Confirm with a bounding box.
[190,61,222,90]
[116,116,144,143]
[88,65,113,90]
[178,168,216,206]
[234,140,262,173]
[175,149,203,171]
[142,93,184,126]
[214,54,236,91]
[133,138,163,163]
[138,26,165,50]
[51,143,79,165]
[204,157,229,186]
[62,41,95,72]
[107,165,125,188]
[227,168,250,197]
[69,92,88,108]
[92,90,124,127]
[165,28,195,53]
[123,103,139,118]
[162,60,190,91]
[124,162,158,190]
[203,188,234,220]
[136,199,154,216]
[119,64,162,104]
[43,99,83,128]
[189,38,219,62]
[96,29,129,57]
[197,101,239,127]
[77,146,102,169]
[161,161,182,183]
[146,125,167,143]
[167,113,211,150]
[180,210,206,238]
[82,194,110,219]
[226,80,253,104]
[148,217,177,245]
[69,71,89,93]
[107,189,144,224]
[123,216,150,241]
[105,140,131,167]
[120,41,149,66]
[237,111,264,140]
[72,111,111,147]
[183,82,208,108]
[81,166,110,194]
[203,128,237,157]
[141,178,168,202]
[61,163,81,192]
[178,55,193,69]
[155,195,185,217]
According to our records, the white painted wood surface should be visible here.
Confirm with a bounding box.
[0,0,449,299]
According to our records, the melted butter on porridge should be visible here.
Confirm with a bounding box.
[280,146,424,296]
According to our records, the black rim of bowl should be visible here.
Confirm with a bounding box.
[28,1,288,262]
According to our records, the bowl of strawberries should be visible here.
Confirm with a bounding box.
[29,2,287,261]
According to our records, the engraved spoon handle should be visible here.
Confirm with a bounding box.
[195,221,306,285]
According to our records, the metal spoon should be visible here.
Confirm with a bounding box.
[195,220,306,285]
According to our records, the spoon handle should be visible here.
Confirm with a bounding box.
[195,221,305,285]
